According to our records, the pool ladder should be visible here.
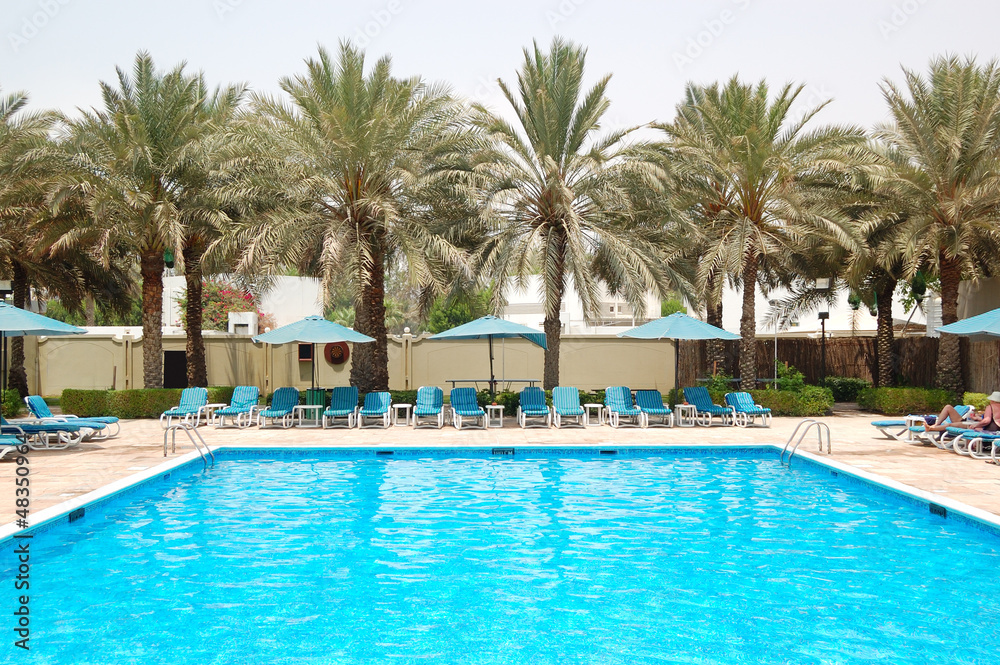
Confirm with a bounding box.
[163,422,215,467]
[780,419,832,466]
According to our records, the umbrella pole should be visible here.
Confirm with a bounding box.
[311,343,316,390]
[674,339,680,402]
[489,335,496,395]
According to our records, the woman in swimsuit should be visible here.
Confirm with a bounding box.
[931,390,1000,432]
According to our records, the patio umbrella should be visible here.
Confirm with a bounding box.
[427,315,547,393]
[617,312,740,392]
[938,307,1000,387]
[0,301,86,419]
[253,315,375,389]
[937,307,1000,341]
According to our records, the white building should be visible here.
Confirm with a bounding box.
[161,275,324,334]
[720,283,930,339]
[501,275,660,334]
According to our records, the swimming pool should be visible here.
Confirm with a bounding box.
[5,447,1000,663]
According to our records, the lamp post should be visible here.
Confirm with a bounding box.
[814,278,831,384]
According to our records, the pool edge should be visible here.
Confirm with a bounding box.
[4,443,1000,544]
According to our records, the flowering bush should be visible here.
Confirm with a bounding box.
[177,281,276,331]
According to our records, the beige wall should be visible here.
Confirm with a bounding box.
[22,332,675,396]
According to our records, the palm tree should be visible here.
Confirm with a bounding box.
[473,38,688,389]
[875,55,1000,395]
[663,77,868,390]
[61,53,246,388]
[226,43,475,393]
[0,89,135,395]
[658,84,737,375]
[0,89,58,394]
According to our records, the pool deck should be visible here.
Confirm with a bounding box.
[3,411,1000,525]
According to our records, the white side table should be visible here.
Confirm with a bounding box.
[583,403,604,426]
[199,403,228,426]
[486,404,504,428]
[904,415,927,442]
[293,404,324,428]
[675,403,697,427]
[392,403,412,427]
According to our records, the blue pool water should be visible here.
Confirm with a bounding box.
[5,449,1000,664]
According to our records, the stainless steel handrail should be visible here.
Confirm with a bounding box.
[781,419,832,466]
[163,422,215,466]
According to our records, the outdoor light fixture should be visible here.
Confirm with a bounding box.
[818,310,830,382]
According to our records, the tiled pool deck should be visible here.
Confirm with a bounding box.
[3,412,999,526]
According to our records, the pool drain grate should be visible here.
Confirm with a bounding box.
[68,508,85,523]
[492,448,515,456]
[929,503,947,518]
[599,450,618,455]
[376,450,393,456]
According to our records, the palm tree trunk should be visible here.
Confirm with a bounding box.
[705,272,725,375]
[85,295,96,326]
[7,262,30,398]
[542,284,564,391]
[350,246,389,393]
[183,243,208,387]
[875,277,896,388]
[542,233,567,391]
[140,251,165,389]
[936,254,963,395]
[738,253,758,391]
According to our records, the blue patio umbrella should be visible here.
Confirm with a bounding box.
[428,315,547,393]
[253,316,375,389]
[0,302,86,419]
[618,312,740,392]
[937,307,1000,341]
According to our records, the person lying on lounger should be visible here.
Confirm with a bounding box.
[927,391,1000,432]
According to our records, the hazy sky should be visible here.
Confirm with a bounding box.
[2,0,996,131]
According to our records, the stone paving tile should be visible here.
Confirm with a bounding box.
[2,413,1000,525]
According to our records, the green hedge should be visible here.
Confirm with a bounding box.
[62,387,236,419]
[2,390,23,418]
[705,386,834,417]
[857,387,955,415]
[821,377,871,402]
[963,392,989,410]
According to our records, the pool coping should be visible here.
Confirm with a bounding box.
[4,442,1000,543]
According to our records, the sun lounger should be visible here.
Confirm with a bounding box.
[551,387,586,428]
[517,386,551,428]
[215,386,260,429]
[323,386,359,429]
[413,386,444,429]
[895,405,975,445]
[258,387,300,428]
[683,387,735,426]
[25,395,121,437]
[450,387,486,429]
[948,428,1000,458]
[725,392,771,427]
[870,419,911,441]
[635,390,674,427]
[0,434,23,460]
[160,387,209,428]
[1,417,86,450]
[605,386,646,428]
[358,391,391,428]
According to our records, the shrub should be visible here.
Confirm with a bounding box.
[61,389,110,417]
[821,377,871,402]
[2,390,23,417]
[109,389,187,419]
[775,363,806,392]
[962,392,989,410]
[857,387,955,415]
[750,386,834,417]
[61,387,237,419]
